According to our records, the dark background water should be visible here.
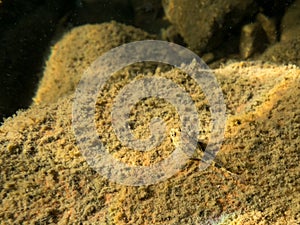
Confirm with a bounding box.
[0,0,295,122]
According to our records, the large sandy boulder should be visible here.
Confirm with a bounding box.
[34,21,155,104]
[1,61,299,224]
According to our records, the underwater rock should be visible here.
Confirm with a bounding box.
[260,0,300,66]
[239,12,278,60]
[260,37,300,66]
[1,61,299,224]
[280,0,300,42]
[162,0,257,54]
[256,13,277,44]
[34,21,155,105]
[239,22,268,59]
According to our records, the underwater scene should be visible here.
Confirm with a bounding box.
[0,0,299,224]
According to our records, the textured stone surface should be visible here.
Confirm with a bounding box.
[162,0,256,54]
[1,61,299,224]
[280,0,300,43]
[260,0,300,66]
[260,37,300,66]
[34,21,155,104]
